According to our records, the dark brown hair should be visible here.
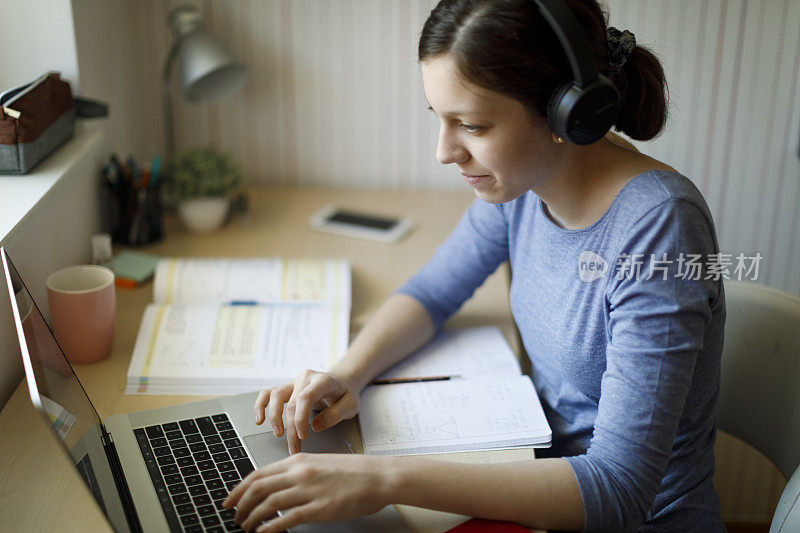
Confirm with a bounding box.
[418,0,668,141]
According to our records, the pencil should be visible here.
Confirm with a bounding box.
[370,375,459,385]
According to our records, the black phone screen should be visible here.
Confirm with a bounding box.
[326,211,399,231]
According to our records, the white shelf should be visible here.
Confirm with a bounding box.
[0,121,105,242]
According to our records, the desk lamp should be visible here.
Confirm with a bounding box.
[162,5,247,160]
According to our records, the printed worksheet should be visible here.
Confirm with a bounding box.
[153,258,350,306]
[126,257,352,395]
[128,302,348,395]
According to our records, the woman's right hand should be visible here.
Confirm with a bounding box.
[253,370,361,454]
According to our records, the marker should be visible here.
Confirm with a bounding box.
[370,375,460,385]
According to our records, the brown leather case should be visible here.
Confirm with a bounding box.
[0,73,75,174]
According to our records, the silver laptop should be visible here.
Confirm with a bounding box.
[2,247,408,533]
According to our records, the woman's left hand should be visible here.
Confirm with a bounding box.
[222,452,393,532]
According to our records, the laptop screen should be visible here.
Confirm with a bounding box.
[1,248,116,520]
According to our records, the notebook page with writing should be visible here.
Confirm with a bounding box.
[359,375,551,455]
[376,326,520,380]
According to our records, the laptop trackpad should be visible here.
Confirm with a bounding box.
[244,433,291,465]
[242,433,410,532]
[244,429,351,467]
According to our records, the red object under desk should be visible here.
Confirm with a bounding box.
[446,518,531,532]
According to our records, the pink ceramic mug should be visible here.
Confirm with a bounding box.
[46,265,116,364]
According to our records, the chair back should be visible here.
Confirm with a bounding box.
[771,466,800,532]
[716,281,800,532]
[717,281,800,478]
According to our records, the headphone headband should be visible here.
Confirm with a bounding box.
[531,0,620,145]
[532,0,598,88]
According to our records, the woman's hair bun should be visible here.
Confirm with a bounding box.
[611,44,668,141]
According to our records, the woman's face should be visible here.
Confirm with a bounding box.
[421,53,556,204]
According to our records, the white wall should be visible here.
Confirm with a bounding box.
[139,0,446,189]
[70,0,153,159]
[606,0,800,300]
[0,0,79,89]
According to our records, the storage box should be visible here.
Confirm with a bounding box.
[0,73,75,174]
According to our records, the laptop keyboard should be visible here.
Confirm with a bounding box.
[134,413,255,533]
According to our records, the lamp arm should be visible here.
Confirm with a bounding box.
[162,41,181,161]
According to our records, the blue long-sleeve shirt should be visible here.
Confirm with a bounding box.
[397,170,725,532]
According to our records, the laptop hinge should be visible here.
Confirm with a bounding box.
[101,428,143,533]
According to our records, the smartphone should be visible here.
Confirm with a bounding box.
[309,206,414,243]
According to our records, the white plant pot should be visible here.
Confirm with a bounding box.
[177,197,229,233]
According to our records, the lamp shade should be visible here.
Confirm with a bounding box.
[177,30,247,103]
[162,5,248,158]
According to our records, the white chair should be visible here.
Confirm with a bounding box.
[717,280,800,532]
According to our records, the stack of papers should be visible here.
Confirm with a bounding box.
[126,258,350,395]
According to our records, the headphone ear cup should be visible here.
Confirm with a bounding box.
[546,83,571,140]
[545,76,620,145]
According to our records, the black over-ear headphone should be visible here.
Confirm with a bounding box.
[532,0,620,145]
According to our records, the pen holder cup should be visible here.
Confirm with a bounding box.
[101,178,164,246]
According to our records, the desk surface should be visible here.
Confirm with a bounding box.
[0,186,534,532]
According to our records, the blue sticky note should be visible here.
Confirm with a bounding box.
[111,251,159,284]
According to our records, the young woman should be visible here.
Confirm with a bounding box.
[224,0,725,531]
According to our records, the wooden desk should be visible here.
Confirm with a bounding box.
[0,186,534,532]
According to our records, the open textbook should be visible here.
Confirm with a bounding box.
[358,327,552,455]
[126,258,350,395]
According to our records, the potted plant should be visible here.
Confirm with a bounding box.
[164,146,243,233]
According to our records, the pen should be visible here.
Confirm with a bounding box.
[110,154,129,185]
[228,300,258,306]
[150,156,161,186]
[128,168,151,244]
[370,375,460,385]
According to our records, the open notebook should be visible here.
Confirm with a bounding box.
[358,327,551,455]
